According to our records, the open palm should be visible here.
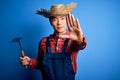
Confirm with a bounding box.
[59,13,83,43]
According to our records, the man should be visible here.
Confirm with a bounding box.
[20,2,87,80]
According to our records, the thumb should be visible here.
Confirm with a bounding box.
[59,34,70,39]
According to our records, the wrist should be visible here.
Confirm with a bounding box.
[28,58,31,67]
[24,58,31,68]
[77,36,84,44]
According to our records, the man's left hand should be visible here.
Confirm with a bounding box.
[59,13,83,43]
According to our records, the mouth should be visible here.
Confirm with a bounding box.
[57,26,63,28]
[57,27,63,30]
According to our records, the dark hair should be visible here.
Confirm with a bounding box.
[49,16,56,25]
[49,15,67,25]
[49,17,52,25]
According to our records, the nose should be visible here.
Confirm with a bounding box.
[57,19,62,25]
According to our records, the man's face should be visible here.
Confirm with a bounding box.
[50,15,67,34]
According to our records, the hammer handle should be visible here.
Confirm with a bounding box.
[19,41,23,51]
[21,50,28,68]
[21,50,25,57]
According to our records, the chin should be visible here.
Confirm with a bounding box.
[56,30,66,33]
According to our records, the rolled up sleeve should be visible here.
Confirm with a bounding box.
[72,36,87,51]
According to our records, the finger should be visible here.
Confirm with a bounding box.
[20,57,24,61]
[20,57,24,66]
[71,14,78,32]
[20,57,23,59]
[20,57,25,62]
[68,13,73,28]
[69,13,76,28]
[66,15,73,31]
[76,19,80,29]
[68,13,77,31]
[76,19,83,35]
[71,14,76,27]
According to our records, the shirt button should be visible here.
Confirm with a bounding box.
[56,46,59,50]
[58,39,60,41]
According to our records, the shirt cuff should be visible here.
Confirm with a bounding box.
[29,58,37,69]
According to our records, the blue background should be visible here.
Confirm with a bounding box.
[0,0,120,80]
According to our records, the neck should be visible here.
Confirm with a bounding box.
[54,31,66,37]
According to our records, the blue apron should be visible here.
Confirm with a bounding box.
[41,37,75,80]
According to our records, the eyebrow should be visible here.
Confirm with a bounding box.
[51,16,57,19]
[50,15,67,19]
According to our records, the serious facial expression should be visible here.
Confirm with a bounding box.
[50,15,67,34]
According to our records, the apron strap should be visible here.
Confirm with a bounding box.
[46,37,69,53]
[46,37,52,53]
[62,38,69,53]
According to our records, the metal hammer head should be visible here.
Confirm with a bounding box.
[11,37,22,51]
[11,37,22,42]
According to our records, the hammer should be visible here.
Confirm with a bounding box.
[11,37,24,57]
[12,37,28,68]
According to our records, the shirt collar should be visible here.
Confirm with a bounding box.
[50,31,69,40]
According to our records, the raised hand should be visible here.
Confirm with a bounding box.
[59,13,83,43]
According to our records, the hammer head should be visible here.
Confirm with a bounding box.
[11,37,22,43]
[11,37,25,57]
[11,37,23,51]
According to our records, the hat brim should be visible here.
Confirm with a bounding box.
[36,2,77,18]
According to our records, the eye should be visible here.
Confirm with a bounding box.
[51,18,57,21]
[61,16,65,20]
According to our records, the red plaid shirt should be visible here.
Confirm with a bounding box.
[30,32,87,73]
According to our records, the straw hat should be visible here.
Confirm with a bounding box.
[36,2,77,18]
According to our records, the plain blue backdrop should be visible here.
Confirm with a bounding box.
[0,0,120,80]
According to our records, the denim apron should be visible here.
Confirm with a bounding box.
[41,37,75,80]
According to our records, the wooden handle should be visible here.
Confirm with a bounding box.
[21,50,29,68]
[21,50,25,57]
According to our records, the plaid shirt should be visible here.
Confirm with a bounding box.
[30,32,87,73]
